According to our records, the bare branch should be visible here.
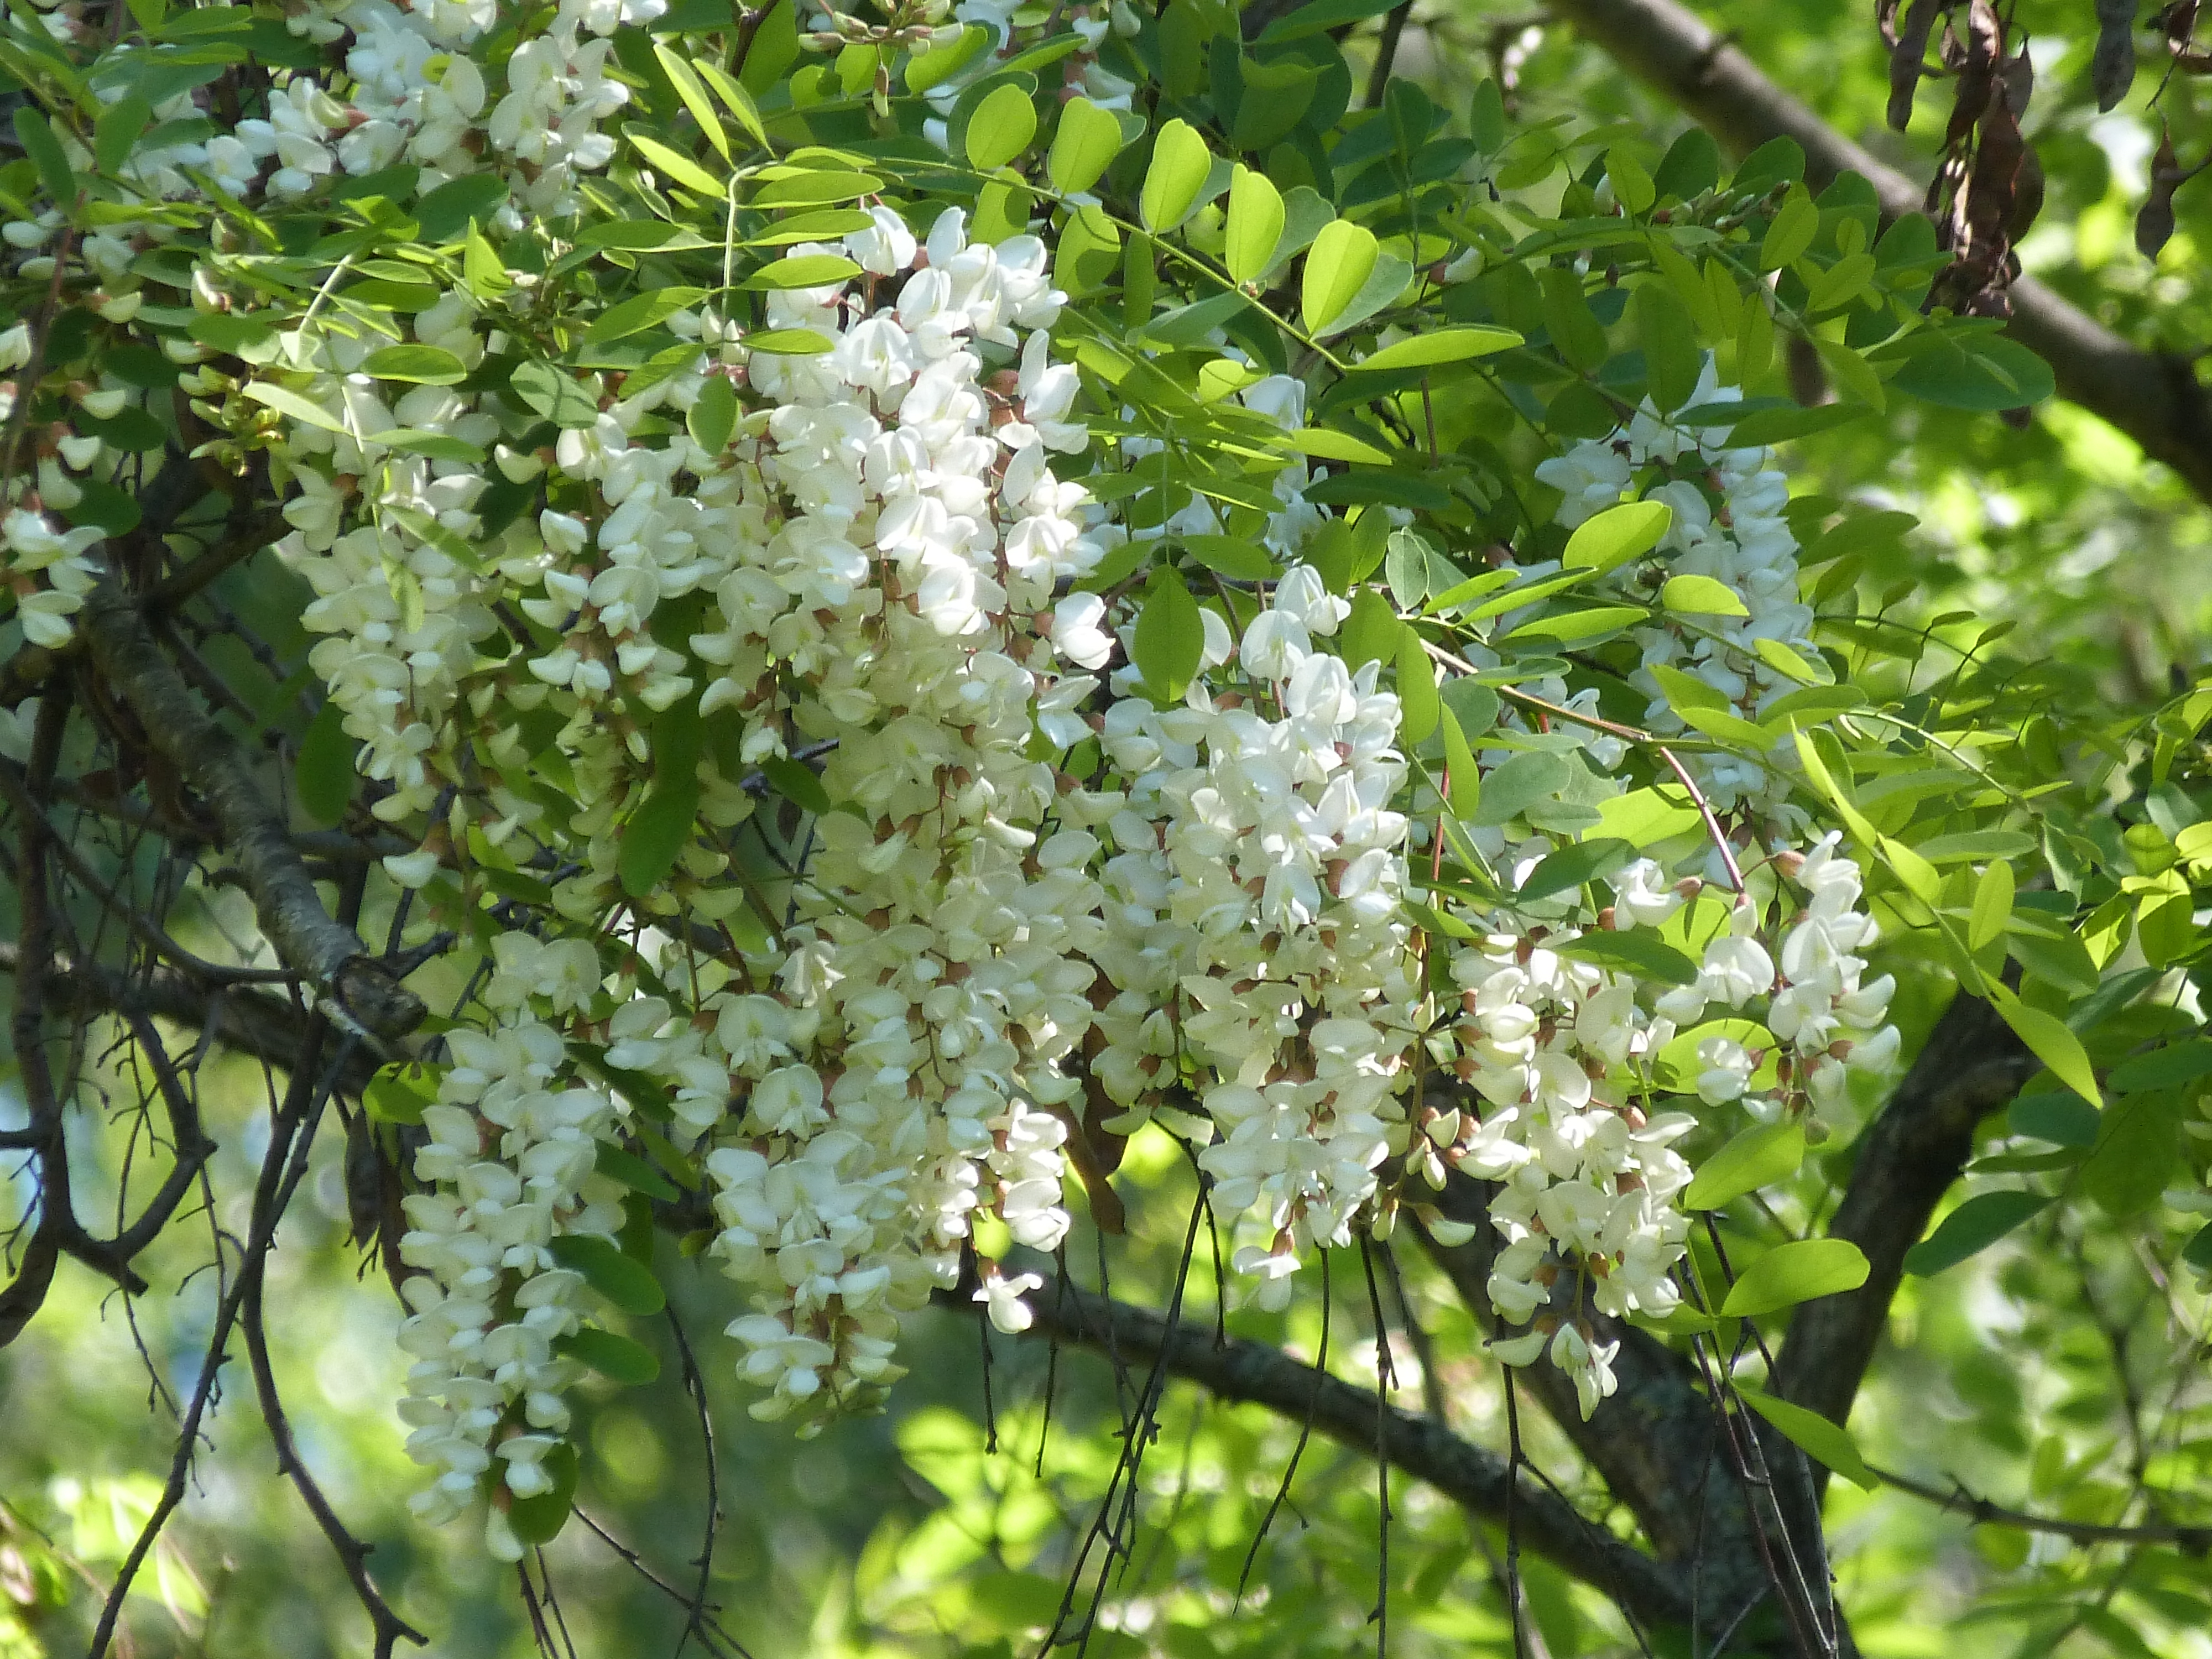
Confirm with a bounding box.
[973,1273,1702,1634]
[77,579,425,1044]
[1871,1462,2212,1553]
[1547,0,2212,506]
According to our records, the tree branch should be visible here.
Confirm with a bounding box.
[77,580,424,1044]
[987,1273,1702,1634]
[1547,0,2212,506]
[1771,989,2034,1428]
[1871,1462,2212,1554]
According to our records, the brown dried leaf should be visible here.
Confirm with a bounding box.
[1944,0,2004,147]
[2009,139,2046,241]
[2096,0,2140,111]
[2135,127,2208,257]
[2137,129,2181,257]
[2159,0,2199,50]
[1888,0,1945,130]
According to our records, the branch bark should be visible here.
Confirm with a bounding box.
[77,579,424,1044]
[1547,0,2212,506]
[1772,990,2034,1428]
[994,1273,1702,1635]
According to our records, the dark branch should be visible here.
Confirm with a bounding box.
[1548,0,2212,507]
[974,1272,1702,1634]
[77,579,425,1043]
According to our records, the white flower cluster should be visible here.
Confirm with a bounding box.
[393,998,629,1562]
[1535,364,1819,821]
[1425,818,1895,1416]
[1082,568,1424,1308]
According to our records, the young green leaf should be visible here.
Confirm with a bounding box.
[362,345,468,385]
[1439,706,1483,821]
[1720,1238,1870,1318]
[1661,574,1751,617]
[1048,96,1122,195]
[1969,858,2015,951]
[1224,165,1285,287]
[1985,982,2101,1107]
[1302,220,1379,335]
[1563,500,1673,573]
[655,41,730,160]
[1684,1121,1806,1211]
[1359,326,1523,373]
[1396,626,1439,745]
[965,82,1038,171]
[1139,119,1213,232]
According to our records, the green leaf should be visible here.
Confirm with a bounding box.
[1759,184,1818,270]
[547,1234,666,1316]
[1176,534,1274,580]
[1720,1238,1870,1318]
[742,328,836,354]
[415,174,509,241]
[618,775,700,899]
[2109,1039,2212,1093]
[1661,574,1750,617]
[509,362,602,428]
[654,40,729,160]
[2009,1091,2100,1147]
[94,94,151,177]
[507,1443,578,1543]
[744,253,861,290]
[1500,605,1647,645]
[905,22,988,93]
[1133,567,1203,704]
[364,1062,439,1126]
[559,1325,662,1385]
[1359,326,1522,373]
[1985,983,2100,1107]
[1515,837,1633,904]
[1339,587,1399,671]
[760,755,831,816]
[1047,96,1121,195]
[1140,119,1213,233]
[296,699,354,826]
[1396,627,1439,745]
[1537,268,1607,372]
[1969,859,2015,952]
[583,285,707,343]
[628,128,726,197]
[687,375,738,455]
[1734,1387,1878,1491]
[1556,928,1700,987]
[241,381,346,436]
[1563,500,1672,575]
[1301,219,1378,336]
[1903,1190,2052,1275]
[367,430,487,464]
[1684,1122,1806,1211]
[965,82,1037,171]
[1224,165,1285,287]
[1471,750,1570,828]
[362,345,468,385]
[673,62,760,153]
[594,1144,680,1202]
[1279,427,1394,466]
[14,108,76,206]
[1886,334,2056,411]
[1438,707,1483,821]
